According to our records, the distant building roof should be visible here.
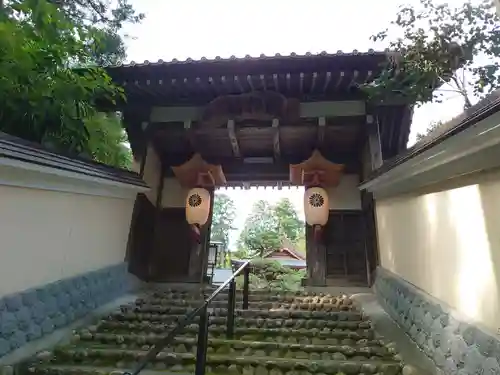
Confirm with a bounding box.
[232,258,306,268]
[265,247,306,261]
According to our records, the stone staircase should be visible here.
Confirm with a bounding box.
[19,288,406,375]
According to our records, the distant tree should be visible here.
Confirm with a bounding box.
[238,200,281,258]
[238,198,304,257]
[273,198,305,244]
[415,121,445,142]
[210,193,236,251]
[364,0,500,110]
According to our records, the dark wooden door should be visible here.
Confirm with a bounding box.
[324,210,367,285]
[127,194,156,280]
[151,208,191,281]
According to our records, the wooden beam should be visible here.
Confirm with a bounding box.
[164,153,359,181]
[272,118,280,159]
[150,100,366,123]
[227,119,241,157]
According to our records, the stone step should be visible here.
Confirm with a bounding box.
[18,292,405,375]
[92,321,376,341]
[118,307,364,321]
[71,335,395,359]
[132,299,354,312]
[103,313,370,331]
[31,349,403,375]
[141,293,354,308]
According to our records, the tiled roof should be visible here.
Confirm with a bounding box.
[0,132,148,188]
[362,90,500,183]
[104,49,392,68]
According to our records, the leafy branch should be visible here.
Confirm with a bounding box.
[362,0,500,109]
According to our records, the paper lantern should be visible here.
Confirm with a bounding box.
[186,187,211,226]
[304,187,329,226]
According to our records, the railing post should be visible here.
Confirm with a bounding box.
[226,279,236,339]
[195,305,209,375]
[242,265,250,310]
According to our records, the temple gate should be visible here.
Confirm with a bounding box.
[104,51,415,287]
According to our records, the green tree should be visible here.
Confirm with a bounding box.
[415,121,445,142]
[85,112,132,168]
[0,0,122,155]
[0,0,141,168]
[364,0,500,110]
[238,200,282,257]
[47,0,144,66]
[238,198,304,257]
[273,198,304,244]
[210,193,236,250]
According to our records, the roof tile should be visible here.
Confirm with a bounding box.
[104,49,390,68]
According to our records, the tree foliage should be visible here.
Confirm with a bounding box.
[238,198,304,257]
[273,198,304,244]
[0,0,142,168]
[236,260,305,292]
[364,0,500,109]
[415,120,445,142]
[85,113,132,168]
[46,0,144,66]
[210,193,237,250]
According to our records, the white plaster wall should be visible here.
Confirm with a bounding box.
[375,168,500,333]
[0,184,135,298]
[326,174,362,210]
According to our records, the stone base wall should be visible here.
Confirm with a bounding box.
[374,267,500,375]
[0,263,133,358]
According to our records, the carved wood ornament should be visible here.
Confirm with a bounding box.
[289,150,344,188]
[171,153,226,188]
[201,91,300,128]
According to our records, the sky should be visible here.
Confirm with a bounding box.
[122,0,480,249]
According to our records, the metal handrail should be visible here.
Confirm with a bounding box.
[123,260,251,375]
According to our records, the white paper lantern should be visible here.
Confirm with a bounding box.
[304,187,329,226]
[186,187,211,226]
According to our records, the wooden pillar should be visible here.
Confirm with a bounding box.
[188,188,215,283]
[148,163,165,280]
[366,114,383,170]
[200,189,215,283]
[362,112,383,285]
[138,122,150,178]
[305,225,326,286]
